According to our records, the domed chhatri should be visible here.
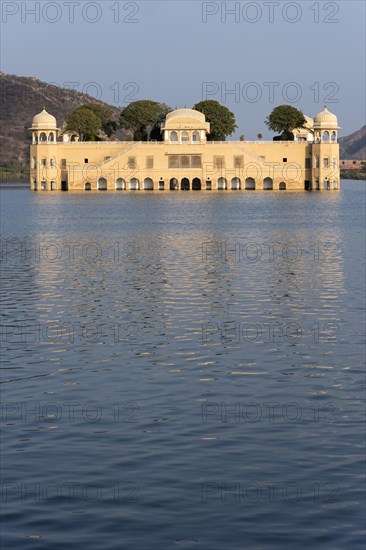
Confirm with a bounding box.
[31,109,57,129]
[29,108,59,147]
[29,107,341,193]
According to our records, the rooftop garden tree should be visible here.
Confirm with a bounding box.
[119,100,171,141]
[265,105,307,141]
[65,106,102,141]
[193,100,237,141]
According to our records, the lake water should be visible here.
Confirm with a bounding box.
[1,181,365,550]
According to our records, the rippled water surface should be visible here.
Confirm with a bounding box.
[1,182,365,549]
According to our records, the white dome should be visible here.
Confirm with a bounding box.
[314,106,339,128]
[31,109,57,129]
[165,108,206,123]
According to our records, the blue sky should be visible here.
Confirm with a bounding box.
[1,0,365,137]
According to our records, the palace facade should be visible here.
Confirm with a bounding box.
[29,107,340,192]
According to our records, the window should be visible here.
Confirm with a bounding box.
[283,158,287,163]
[41,158,47,167]
[323,157,329,168]
[191,156,202,168]
[322,131,330,142]
[146,156,154,169]
[333,157,337,168]
[50,158,55,167]
[192,131,200,143]
[61,159,67,168]
[170,131,178,143]
[314,156,319,168]
[234,156,243,168]
[214,156,225,169]
[305,158,311,169]
[181,131,190,143]
[180,156,190,168]
[169,155,201,168]
[128,157,137,169]
[32,157,36,169]
[168,156,179,169]
[84,159,89,164]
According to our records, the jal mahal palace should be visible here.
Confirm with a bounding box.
[29,106,341,192]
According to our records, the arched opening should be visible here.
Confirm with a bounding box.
[159,180,165,191]
[192,178,201,190]
[32,133,38,144]
[48,132,55,142]
[40,132,47,142]
[115,178,125,191]
[41,180,47,191]
[32,157,37,169]
[331,131,337,142]
[206,180,212,191]
[192,131,200,143]
[217,177,227,190]
[71,134,78,142]
[322,131,330,142]
[85,182,91,191]
[324,179,330,190]
[279,182,286,190]
[170,131,178,143]
[170,178,179,191]
[333,179,338,190]
[130,178,139,191]
[245,177,255,190]
[98,177,107,191]
[181,178,190,191]
[231,177,241,190]
[50,181,56,191]
[263,177,273,190]
[181,131,190,143]
[143,178,154,190]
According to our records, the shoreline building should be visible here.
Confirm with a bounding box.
[29,107,340,192]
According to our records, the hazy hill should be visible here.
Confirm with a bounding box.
[339,125,366,160]
[0,72,120,168]
[1,72,365,170]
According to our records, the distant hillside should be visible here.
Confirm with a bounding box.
[1,72,365,169]
[339,125,366,160]
[0,72,121,168]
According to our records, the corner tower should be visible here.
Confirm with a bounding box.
[312,106,340,190]
[29,109,59,191]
